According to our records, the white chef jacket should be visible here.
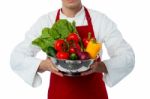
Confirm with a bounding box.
[10,7,135,87]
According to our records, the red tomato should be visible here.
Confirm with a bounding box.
[56,51,69,59]
[75,43,81,51]
[69,47,76,53]
[54,39,67,51]
[69,42,81,51]
[82,32,92,48]
[66,33,80,43]
[82,38,89,48]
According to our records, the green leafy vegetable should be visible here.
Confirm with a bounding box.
[47,46,57,57]
[32,36,55,52]
[32,19,76,53]
[40,28,51,39]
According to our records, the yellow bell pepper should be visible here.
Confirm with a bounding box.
[85,39,102,59]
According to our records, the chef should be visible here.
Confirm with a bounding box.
[10,0,135,99]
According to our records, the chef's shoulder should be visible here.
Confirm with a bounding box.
[33,10,57,28]
[24,11,57,38]
[88,9,115,26]
[88,9,106,23]
[47,10,58,25]
[88,9,104,17]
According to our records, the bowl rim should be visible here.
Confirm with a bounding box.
[47,55,99,61]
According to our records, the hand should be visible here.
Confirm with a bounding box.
[81,61,108,76]
[38,58,63,77]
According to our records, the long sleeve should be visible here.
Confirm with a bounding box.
[100,15,135,87]
[10,15,51,87]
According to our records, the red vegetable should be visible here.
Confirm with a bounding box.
[56,51,69,59]
[82,32,92,48]
[70,42,81,51]
[74,43,81,51]
[79,52,90,60]
[66,33,80,43]
[69,47,76,54]
[82,38,89,48]
[76,51,90,60]
[54,39,67,51]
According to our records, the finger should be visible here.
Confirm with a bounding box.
[91,61,99,67]
[48,64,63,77]
[90,64,95,68]
[81,64,96,76]
[49,60,59,71]
[52,70,64,77]
[81,69,94,76]
[50,64,59,72]
[47,58,63,77]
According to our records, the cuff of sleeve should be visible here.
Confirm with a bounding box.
[102,60,114,87]
[31,58,42,87]
[18,58,43,87]
[102,59,126,87]
[32,72,42,87]
[102,59,132,87]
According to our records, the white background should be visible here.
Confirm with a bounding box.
[0,0,150,99]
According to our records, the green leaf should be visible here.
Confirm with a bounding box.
[32,38,47,52]
[49,28,60,39]
[41,27,50,38]
[66,22,72,33]
[72,21,77,33]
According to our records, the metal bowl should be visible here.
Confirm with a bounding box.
[49,56,96,76]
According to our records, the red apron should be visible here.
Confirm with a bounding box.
[48,7,108,99]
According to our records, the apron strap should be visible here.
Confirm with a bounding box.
[83,7,95,38]
[55,9,60,22]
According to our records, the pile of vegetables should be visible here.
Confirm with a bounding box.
[32,19,101,60]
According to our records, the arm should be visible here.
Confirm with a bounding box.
[10,15,50,87]
[101,15,135,87]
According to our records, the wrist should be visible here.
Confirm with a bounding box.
[38,60,48,72]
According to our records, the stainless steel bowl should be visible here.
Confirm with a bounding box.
[49,56,96,76]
